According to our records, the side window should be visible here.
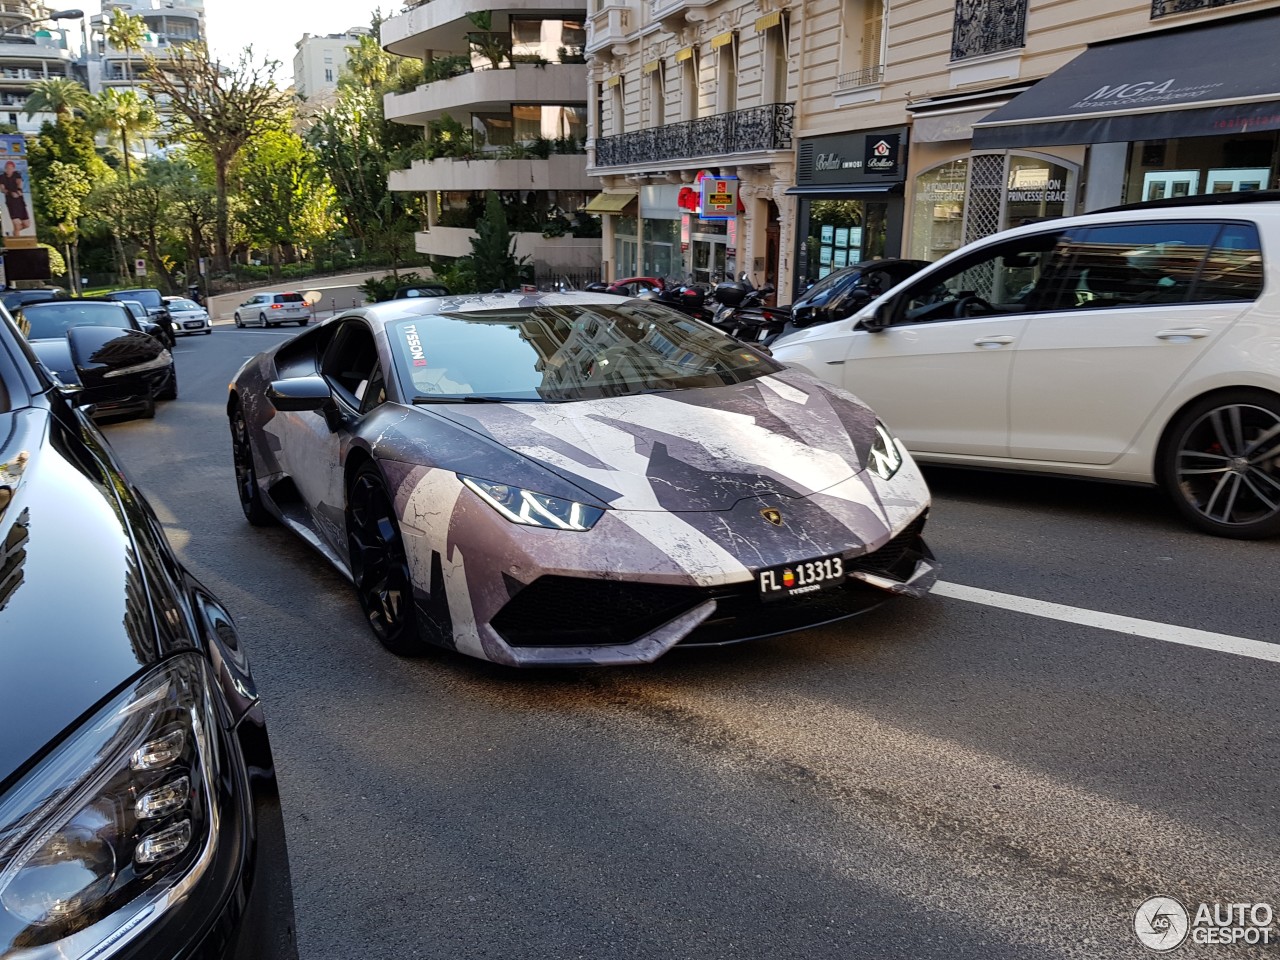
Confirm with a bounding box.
[1032,221,1218,312]
[1195,222,1263,303]
[897,233,1061,323]
[321,321,379,409]
[359,363,387,414]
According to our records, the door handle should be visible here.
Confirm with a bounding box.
[1156,328,1211,341]
[973,336,1015,347]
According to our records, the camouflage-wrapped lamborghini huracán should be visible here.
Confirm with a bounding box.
[229,293,937,666]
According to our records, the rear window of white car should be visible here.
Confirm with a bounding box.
[273,294,305,304]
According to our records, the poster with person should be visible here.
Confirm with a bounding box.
[0,136,36,248]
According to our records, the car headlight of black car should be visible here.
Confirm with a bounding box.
[460,476,604,531]
[868,420,904,481]
[0,654,221,956]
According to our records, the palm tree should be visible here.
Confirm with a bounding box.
[104,9,148,85]
[23,77,91,123]
[85,89,157,181]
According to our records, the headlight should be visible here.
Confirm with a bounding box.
[868,420,904,480]
[0,654,221,957]
[460,476,604,531]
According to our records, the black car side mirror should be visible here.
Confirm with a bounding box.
[861,302,892,333]
[267,376,333,412]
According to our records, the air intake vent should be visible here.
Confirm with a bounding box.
[797,140,815,182]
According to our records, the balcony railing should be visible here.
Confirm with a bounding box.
[594,102,795,167]
[1151,0,1246,15]
[951,0,1026,61]
[835,64,884,91]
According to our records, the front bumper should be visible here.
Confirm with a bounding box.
[175,317,210,334]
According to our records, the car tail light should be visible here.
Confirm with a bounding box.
[270,304,282,309]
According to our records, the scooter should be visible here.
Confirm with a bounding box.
[710,276,785,343]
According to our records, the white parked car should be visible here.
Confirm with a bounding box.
[163,296,211,335]
[771,193,1279,539]
[234,292,311,328]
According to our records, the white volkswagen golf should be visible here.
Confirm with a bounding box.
[771,193,1280,539]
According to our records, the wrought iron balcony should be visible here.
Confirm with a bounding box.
[951,0,1026,61]
[594,102,795,168]
[1151,0,1246,16]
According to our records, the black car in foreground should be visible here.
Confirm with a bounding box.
[791,259,931,328]
[0,307,297,957]
[14,299,177,420]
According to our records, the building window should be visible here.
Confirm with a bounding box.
[838,0,885,90]
[610,79,624,136]
[951,0,1026,61]
[324,68,333,82]
[595,81,605,139]
[763,18,789,104]
[715,40,737,114]
[681,51,699,121]
[647,64,664,128]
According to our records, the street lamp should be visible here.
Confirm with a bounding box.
[0,9,83,40]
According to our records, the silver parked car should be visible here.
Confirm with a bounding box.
[234,292,311,328]
[164,296,212,335]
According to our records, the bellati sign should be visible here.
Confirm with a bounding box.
[699,176,739,219]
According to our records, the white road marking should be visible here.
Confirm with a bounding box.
[934,580,1280,664]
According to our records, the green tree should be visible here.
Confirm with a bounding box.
[23,78,90,124]
[465,190,527,292]
[236,123,336,269]
[146,43,289,272]
[104,9,148,85]
[151,154,216,291]
[85,89,157,181]
[40,160,91,293]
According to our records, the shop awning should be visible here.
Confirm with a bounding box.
[582,190,637,214]
[784,184,903,197]
[972,10,1280,149]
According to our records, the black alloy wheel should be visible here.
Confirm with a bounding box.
[1161,389,1280,539]
[346,463,425,655]
[230,406,274,526]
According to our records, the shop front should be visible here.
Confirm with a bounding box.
[970,9,1280,211]
[787,128,908,298]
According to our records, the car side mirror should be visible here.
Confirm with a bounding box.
[861,301,892,332]
[267,376,333,412]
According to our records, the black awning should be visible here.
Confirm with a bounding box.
[785,183,904,197]
[972,11,1280,149]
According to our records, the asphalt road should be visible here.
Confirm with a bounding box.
[101,321,1280,960]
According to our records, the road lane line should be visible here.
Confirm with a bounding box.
[933,580,1280,664]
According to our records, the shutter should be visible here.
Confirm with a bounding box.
[862,0,885,73]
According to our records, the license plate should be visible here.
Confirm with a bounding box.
[757,554,845,602]
[184,320,203,328]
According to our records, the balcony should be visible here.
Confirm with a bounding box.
[382,0,584,58]
[416,226,601,269]
[390,152,594,193]
[648,0,713,32]
[385,61,588,125]
[1151,0,1248,15]
[585,2,633,54]
[593,102,795,168]
[950,0,1026,61]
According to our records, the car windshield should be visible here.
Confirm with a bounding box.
[20,302,131,339]
[800,267,862,304]
[169,299,201,311]
[387,302,781,403]
[0,290,57,309]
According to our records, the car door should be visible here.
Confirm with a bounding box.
[836,233,1059,458]
[276,319,385,552]
[1006,220,1259,464]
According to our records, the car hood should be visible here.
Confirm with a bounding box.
[0,407,159,784]
[426,369,882,513]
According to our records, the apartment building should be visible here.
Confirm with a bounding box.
[0,0,77,134]
[86,0,204,93]
[294,30,366,103]
[380,2,600,276]
[589,0,1280,300]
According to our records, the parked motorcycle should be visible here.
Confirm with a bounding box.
[638,278,717,323]
[709,276,787,344]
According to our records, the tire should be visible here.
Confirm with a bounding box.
[260,312,272,328]
[156,367,178,401]
[203,329,212,335]
[230,405,275,526]
[346,463,426,655]
[140,395,156,420]
[297,318,308,326]
[1158,388,1280,539]
[234,312,243,328]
